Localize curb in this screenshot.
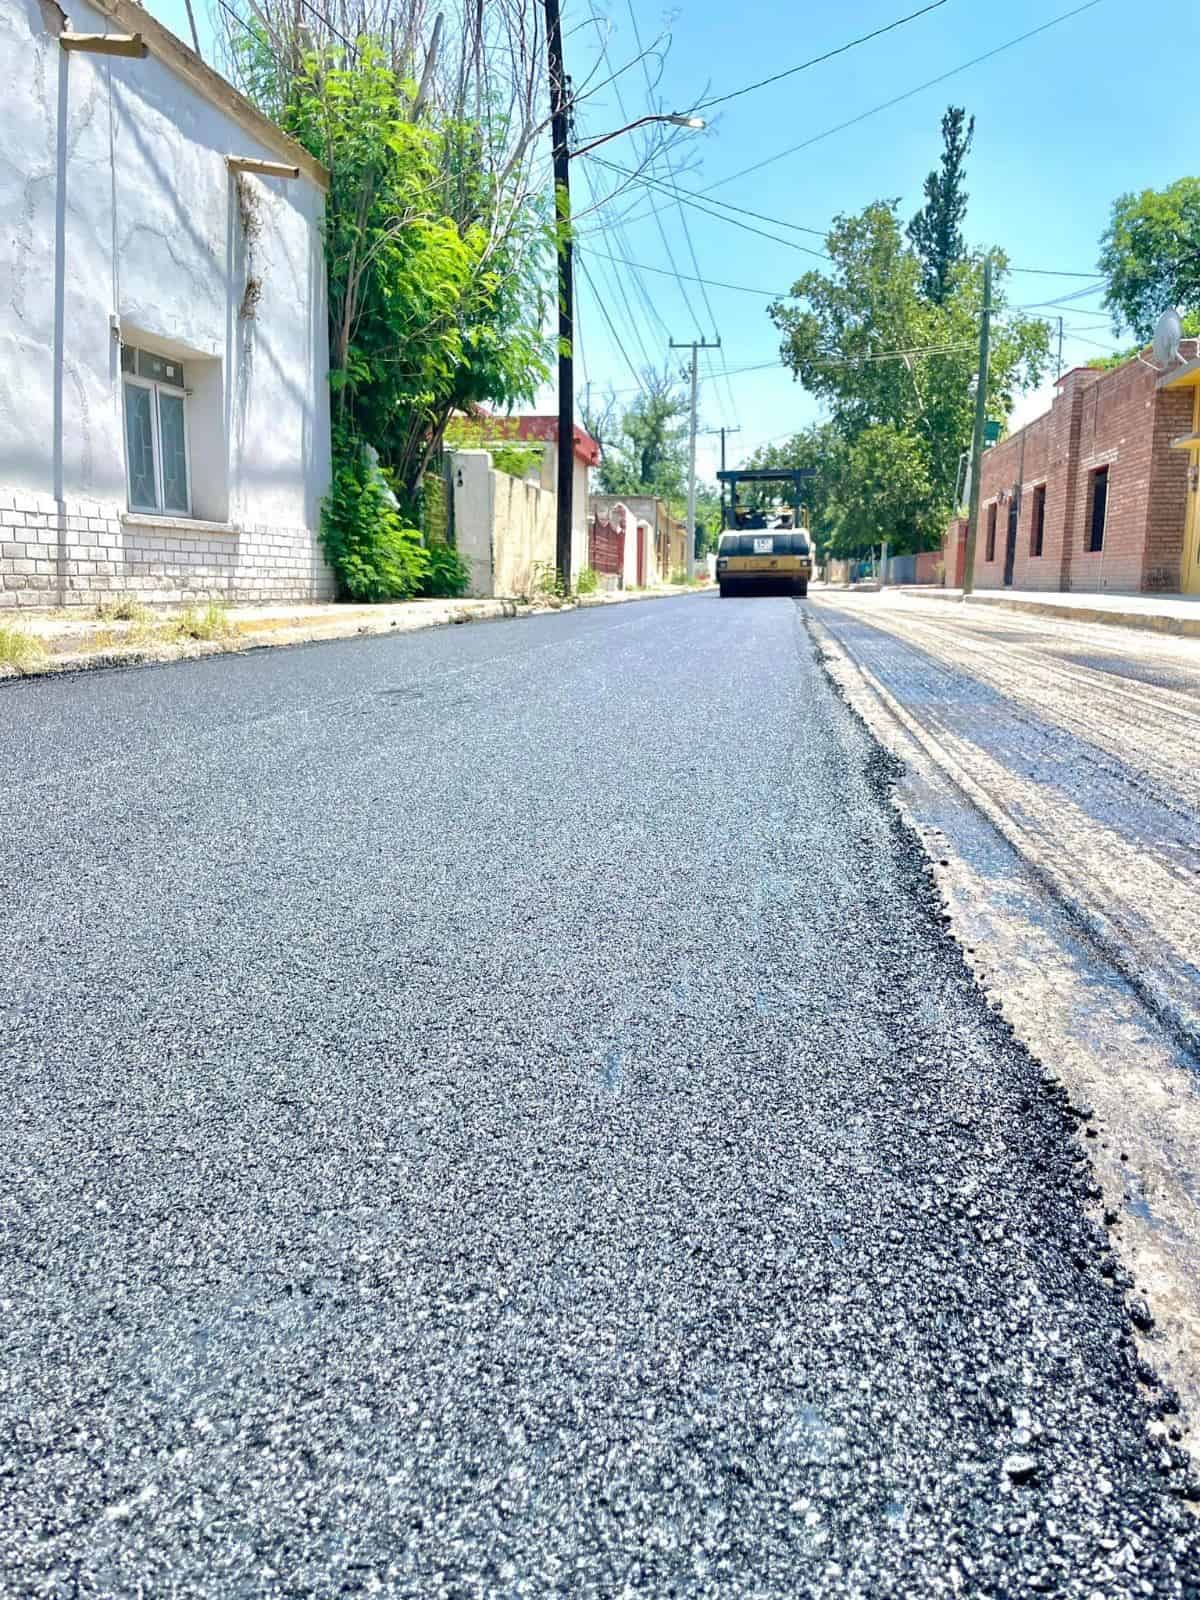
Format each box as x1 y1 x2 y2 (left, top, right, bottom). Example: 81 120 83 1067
809 615 1200 1060
1 585 709 685
895 587 1200 639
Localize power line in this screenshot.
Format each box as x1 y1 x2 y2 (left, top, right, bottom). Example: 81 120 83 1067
697 0 1108 195
576 250 651 395
588 158 828 244
694 0 951 112
585 26 680 356
598 334 994 397
583 155 829 256
576 164 659 372
589 161 1100 281
1011 282 1107 312
585 249 788 298
1009 266 1101 278
623 0 706 339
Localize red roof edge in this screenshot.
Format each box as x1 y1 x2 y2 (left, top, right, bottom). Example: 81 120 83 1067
510 415 601 467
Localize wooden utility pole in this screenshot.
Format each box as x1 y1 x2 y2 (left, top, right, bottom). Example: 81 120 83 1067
544 0 575 594
671 337 721 579
962 255 992 599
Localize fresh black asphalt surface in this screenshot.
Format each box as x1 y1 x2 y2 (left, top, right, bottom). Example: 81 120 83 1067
3 594 1198 1598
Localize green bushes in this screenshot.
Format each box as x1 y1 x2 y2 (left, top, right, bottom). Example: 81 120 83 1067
321 438 472 602
321 440 429 603
489 442 544 480
575 566 600 595
422 540 471 598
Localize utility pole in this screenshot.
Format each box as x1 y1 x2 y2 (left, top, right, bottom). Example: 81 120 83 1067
962 255 993 599
671 337 720 579
702 426 740 530
718 426 739 532
544 0 575 594
1056 315 1064 382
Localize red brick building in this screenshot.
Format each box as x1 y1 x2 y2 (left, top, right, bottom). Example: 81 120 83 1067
945 344 1200 596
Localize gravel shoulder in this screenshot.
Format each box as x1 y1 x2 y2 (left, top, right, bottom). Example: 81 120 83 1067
1 595 1197 1597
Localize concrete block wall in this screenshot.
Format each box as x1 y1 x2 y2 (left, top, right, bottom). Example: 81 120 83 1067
451 450 555 598
1 0 335 611
0 492 335 608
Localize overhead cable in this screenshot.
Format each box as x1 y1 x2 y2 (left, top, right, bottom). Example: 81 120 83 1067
694 0 950 112
697 0 1108 195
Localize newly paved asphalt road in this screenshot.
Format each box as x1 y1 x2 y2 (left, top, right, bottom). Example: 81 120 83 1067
3 595 1197 1598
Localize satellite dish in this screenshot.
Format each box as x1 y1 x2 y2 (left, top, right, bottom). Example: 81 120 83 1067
1152 307 1183 369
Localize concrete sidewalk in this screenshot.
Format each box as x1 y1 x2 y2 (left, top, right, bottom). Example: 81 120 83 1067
899 584 1200 637
0 583 709 679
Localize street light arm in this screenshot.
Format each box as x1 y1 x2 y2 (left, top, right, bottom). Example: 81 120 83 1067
570 113 704 161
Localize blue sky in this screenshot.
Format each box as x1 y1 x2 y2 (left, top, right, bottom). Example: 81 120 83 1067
143 0 1199 478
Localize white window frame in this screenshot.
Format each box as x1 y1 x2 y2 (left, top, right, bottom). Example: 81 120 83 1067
123 369 192 518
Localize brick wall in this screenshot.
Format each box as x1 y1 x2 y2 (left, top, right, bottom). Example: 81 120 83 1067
0 493 335 609
943 518 967 587
1141 382 1192 592
944 349 1196 596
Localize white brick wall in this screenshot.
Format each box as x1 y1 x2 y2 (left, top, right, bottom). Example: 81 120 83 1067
0 495 335 608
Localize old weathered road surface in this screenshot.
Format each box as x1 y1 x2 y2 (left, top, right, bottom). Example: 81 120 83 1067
3 596 1198 1598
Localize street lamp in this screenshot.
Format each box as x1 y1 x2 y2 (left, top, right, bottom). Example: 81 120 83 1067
544 0 705 592
570 113 706 161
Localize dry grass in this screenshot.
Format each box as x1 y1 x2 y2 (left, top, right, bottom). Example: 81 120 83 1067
0 624 48 675
94 597 154 624
171 601 234 641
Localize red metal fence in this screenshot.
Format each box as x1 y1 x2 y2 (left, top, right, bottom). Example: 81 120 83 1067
590 516 625 578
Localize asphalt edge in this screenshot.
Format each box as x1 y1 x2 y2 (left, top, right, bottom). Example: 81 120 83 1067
804 608 1200 1489
806 612 1200 1066
890 587 1200 639
0 584 712 687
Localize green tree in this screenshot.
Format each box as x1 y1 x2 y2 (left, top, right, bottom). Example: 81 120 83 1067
1087 310 1200 370
1099 178 1200 339
908 106 975 305
594 371 689 502
225 15 551 602
824 426 932 557
770 202 1049 553
743 424 845 556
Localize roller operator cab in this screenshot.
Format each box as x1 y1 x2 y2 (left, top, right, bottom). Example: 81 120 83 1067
716 528 812 598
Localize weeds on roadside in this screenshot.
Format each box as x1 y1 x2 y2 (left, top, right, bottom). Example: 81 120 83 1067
171 601 234 641
529 561 565 600
94 597 153 623
0 624 47 674
575 566 599 595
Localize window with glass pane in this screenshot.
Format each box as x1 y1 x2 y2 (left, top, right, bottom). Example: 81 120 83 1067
122 344 190 517
157 392 189 513
124 383 158 511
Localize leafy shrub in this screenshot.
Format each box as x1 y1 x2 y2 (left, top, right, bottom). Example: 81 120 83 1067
420 540 471 598
668 567 689 585
575 565 599 595
321 438 429 603
530 560 564 599
490 442 544 480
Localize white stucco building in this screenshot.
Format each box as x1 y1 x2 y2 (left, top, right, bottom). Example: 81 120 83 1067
0 0 334 608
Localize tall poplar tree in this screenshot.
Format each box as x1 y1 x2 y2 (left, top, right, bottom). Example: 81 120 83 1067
909 106 975 305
